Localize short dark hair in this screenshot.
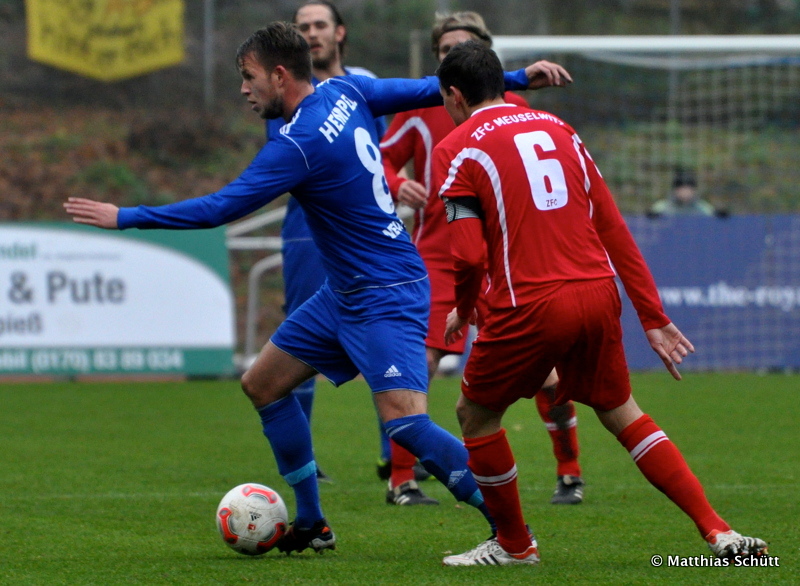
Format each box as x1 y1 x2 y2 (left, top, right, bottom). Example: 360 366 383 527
236 22 312 81
436 41 504 107
672 167 697 188
293 0 347 55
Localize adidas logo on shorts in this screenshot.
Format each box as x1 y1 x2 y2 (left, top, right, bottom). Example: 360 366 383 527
384 365 402 378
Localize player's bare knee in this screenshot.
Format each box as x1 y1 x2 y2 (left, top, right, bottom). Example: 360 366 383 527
542 368 559 391
426 347 443 382
456 393 502 437
426 357 439 381
240 369 260 402
375 389 427 422
455 398 470 430
240 367 276 406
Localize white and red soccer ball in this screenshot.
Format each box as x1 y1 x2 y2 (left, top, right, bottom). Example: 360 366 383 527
216 483 288 555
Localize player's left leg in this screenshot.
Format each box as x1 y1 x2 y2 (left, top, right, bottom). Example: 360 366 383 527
361 292 536 560
346 280 493 526
535 371 584 504
576 278 767 558
597 396 767 557
384 344 443 498
445 285 593 565
374 389 490 521
381 295 457 492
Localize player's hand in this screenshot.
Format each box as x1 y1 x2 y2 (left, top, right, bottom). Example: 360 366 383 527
396 180 427 210
444 307 469 346
645 322 695 381
63 197 120 229
525 60 573 90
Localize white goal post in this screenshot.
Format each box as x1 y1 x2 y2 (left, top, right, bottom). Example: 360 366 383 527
492 35 800 59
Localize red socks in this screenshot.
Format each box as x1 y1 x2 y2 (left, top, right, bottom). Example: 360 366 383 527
535 391 581 478
617 414 730 537
389 439 416 488
464 429 532 554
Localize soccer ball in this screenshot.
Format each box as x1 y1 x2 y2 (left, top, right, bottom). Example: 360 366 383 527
216 483 288 555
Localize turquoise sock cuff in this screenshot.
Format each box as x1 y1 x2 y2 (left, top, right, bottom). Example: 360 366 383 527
284 460 317 486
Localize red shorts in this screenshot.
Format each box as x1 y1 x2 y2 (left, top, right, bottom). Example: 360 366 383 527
462 278 631 412
426 265 468 353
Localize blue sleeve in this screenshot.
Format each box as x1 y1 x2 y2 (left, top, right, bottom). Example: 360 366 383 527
504 68 530 91
336 69 530 119
336 75 443 118
117 138 309 230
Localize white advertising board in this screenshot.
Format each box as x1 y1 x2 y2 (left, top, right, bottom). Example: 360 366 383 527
0 224 234 376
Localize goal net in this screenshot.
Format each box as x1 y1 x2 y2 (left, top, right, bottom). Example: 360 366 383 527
492 35 800 215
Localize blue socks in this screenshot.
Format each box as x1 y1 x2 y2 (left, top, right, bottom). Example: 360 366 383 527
385 413 493 529
256 395 322 528
378 418 391 462
292 378 316 422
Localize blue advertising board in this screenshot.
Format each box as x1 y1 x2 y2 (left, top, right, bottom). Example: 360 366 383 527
621 215 800 371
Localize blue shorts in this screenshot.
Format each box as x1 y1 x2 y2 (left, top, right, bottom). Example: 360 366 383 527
271 278 430 393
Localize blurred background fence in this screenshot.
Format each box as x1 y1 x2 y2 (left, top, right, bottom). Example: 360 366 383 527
1 0 799 361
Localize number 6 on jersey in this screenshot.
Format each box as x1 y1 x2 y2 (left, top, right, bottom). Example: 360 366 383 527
513 130 568 211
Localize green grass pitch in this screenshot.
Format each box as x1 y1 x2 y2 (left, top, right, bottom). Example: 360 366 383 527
1 373 796 585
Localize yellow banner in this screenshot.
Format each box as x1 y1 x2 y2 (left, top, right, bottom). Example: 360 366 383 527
26 0 185 82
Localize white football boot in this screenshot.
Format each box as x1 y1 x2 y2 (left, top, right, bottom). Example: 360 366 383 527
443 536 540 566
706 529 768 559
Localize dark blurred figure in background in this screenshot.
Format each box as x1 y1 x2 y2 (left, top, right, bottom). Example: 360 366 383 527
649 168 716 217
647 167 718 217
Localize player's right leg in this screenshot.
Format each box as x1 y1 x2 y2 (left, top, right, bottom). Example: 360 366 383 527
555 277 766 557
281 231 329 482
441 393 539 566
243 285 360 555
240 341 333 554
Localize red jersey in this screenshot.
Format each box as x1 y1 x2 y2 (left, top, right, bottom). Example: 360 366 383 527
380 93 528 270
432 103 668 331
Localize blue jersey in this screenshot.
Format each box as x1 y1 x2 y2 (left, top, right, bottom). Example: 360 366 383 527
117 71 530 293
273 66 387 245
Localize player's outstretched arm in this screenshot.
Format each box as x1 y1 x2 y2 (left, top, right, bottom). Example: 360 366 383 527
645 322 695 381
64 197 120 229
525 60 573 90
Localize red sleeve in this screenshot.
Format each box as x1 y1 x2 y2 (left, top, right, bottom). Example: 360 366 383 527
450 218 486 319
380 111 416 198
432 142 485 318
582 144 670 331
